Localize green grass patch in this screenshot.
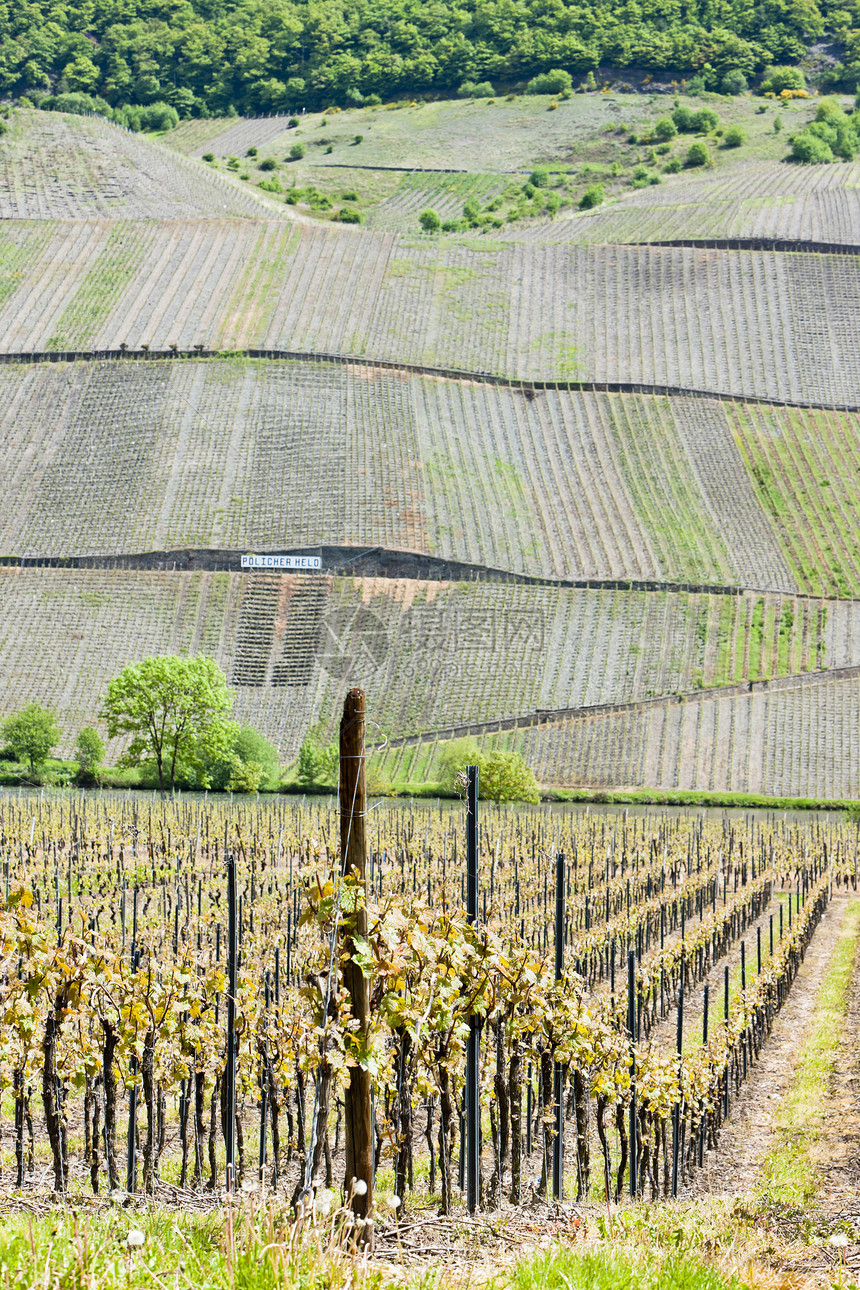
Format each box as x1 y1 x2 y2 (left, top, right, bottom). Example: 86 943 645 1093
759 897 860 1203
511 1243 747 1290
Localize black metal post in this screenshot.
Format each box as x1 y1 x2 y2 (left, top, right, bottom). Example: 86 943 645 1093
225 852 238 1193
465 765 480 1214
671 981 683 1197
553 852 564 1200
628 950 637 1197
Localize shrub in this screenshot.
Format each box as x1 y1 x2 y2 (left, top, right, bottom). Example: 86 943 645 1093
352 133 363 144
202 152 215 162
692 107 719 132
654 117 677 140
246 146 257 157
671 104 695 131
418 207 441 232
686 140 711 166
790 131 835 162
2 702 60 775
288 142 305 160
287 116 299 127
138 102 179 131
258 177 283 192
720 69 748 95
529 165 550 187
526 69 573 96
458 80 495 98
338 207 362 222
258 156 277 170
74 727 104 787
723 124 745 147
579 183 604 209
761 65 806 95
341 189 359 200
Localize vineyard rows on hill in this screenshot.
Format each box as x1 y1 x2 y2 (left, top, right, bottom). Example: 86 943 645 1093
0 224 858 404
462 668 860 796
0 113 282 221
1 566 858 769
0 356 848 593
516 160 860 248
365 173 511 230
0 793 841 1210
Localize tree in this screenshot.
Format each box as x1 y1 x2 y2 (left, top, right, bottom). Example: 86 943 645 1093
437 738 482 793
74 727 104 786
101 655 233 794
723 124 745 147
197 722 281 792
654 117 677 140
2 703 60 775
579 183 605 209
288 142 305 160
478 750 540 804
720 70 747 95
418 208 441 232
686 141 712 167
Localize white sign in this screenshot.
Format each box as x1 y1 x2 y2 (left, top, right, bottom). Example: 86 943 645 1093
241 553 321 570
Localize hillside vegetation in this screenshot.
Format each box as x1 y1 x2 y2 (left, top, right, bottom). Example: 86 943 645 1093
1 99 859 795
0 0 850 115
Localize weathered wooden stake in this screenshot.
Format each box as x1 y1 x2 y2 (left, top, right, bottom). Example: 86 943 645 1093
340 688 374 1243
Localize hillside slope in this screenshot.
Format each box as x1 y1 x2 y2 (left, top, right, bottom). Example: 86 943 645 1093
2 103 860 796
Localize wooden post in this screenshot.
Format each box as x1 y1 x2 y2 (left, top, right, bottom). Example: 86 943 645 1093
340 689 374 1243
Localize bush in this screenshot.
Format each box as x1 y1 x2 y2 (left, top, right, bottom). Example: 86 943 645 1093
418 207 441 232
437 739 481 793
720 70 748 95
686 140 711 167
672 104 695 131
258 177 283 192
287 116 299 128
202 152 215 162
2 703 60 775
654 116 677 140
138 102 179 131
692 107 719 132
526 69 573 96
723 124 745 147
529 165 550 187
246 146 257 157
338 207 362 222
479 750 540 804
352 133 363 144
790 131 835 162
288 142 305 160
258 156 277 170
74 727 104 787
458 80 495 98
761 65 806 95
198 723 281 793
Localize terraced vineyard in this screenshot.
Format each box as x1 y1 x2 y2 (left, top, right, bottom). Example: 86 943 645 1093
1 105 860 797
0 223 857 403
0 112 282 220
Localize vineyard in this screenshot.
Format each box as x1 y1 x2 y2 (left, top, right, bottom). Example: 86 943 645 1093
0 227 857 401
0 112 282 221
0 787 846 1221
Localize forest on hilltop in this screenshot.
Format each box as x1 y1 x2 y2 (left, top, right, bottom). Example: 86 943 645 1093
1 0 857 115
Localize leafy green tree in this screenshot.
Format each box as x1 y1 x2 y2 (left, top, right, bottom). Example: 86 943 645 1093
418 207 441 232
197 722 281 792
437 738 481 793
74 727 105 785
760 65 806 95
720 70 748 94
526 69 572 95
478 750 540 804
686 140 712 167
790 130 834 162
579 183 605 209
101 655 233 794
654 117 677 140
288 142 305 160
723 124 745 147
2 702 60 775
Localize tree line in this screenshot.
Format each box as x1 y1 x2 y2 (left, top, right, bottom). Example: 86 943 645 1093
0 0 854 119
2 655 541 801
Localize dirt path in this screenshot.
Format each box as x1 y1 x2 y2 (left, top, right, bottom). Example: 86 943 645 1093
693 891 852 1196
